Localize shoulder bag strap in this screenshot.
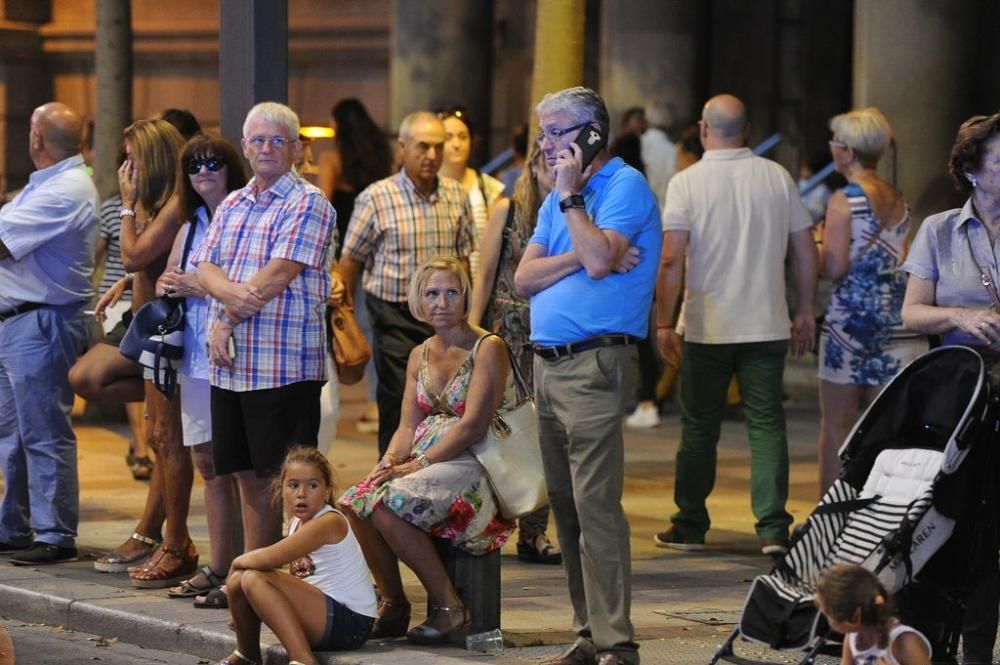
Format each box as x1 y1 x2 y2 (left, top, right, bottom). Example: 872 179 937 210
179 219 198 271
472 332 531 404
965 230 1000 313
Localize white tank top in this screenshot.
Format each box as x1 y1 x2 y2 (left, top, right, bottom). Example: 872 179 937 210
287 504 377 617
848 623 932 665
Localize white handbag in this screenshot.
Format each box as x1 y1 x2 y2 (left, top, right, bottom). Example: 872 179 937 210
469 334 549 520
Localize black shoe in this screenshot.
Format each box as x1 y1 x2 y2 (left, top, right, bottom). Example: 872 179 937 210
9 543 78 566
653 526 705 551
0 541 33 555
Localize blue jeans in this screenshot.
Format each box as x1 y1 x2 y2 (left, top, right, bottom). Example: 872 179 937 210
0 304 88 547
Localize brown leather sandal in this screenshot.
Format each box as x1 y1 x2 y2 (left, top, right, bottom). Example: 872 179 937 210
129 540 198 589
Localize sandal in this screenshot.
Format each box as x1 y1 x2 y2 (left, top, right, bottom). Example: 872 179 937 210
216 649 259 665
130 455 153 481
94 532 161 572
129 541 198 589
194 585 229 609
517 533 563 565
370 599 410 639
406 604 470 645
168 565 224 598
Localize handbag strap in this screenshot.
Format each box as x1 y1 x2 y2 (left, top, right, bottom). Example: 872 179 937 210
472 332 531 403
965 230 1000 313
179 217 199 272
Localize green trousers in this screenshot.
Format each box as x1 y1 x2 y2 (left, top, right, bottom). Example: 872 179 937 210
671 340 793 539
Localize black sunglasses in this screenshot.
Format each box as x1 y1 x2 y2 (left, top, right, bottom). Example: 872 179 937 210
184 157 225 175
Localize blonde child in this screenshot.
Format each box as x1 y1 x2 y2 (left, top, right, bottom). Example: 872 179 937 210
218 448 377 665
814 564 932 665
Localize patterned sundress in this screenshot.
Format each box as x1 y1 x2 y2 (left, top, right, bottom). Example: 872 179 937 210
338 339 515 555
819 182 927 385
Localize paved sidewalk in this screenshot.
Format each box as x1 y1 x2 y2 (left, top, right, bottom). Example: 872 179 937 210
0 384 834 664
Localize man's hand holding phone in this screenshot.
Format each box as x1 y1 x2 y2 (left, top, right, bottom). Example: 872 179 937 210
553 124 606 198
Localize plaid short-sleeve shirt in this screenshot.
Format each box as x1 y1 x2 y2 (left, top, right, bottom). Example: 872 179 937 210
190 170 335 392
341 170 474 302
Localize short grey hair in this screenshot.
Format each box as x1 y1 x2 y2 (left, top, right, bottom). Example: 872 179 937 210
398 111 442 142
406 255 471 323
829 107 892 168
243 102 300 139
535 86 610 136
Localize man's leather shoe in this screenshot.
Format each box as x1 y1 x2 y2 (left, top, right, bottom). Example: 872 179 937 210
0 541 32 555
541 644 596 665
8 543 77 566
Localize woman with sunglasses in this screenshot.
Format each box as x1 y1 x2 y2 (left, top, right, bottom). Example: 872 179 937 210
158 134 248 608
816 107 926 494
436 107 506 285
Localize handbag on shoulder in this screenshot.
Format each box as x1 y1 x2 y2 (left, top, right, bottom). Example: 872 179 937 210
469 333 548 520
328 273 371 385
119 223 197 399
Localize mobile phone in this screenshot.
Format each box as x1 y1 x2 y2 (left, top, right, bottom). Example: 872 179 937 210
573 124 607 168
227 336 237 360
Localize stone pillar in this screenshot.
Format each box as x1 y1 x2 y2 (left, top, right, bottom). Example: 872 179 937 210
529 0 585 118
599 0 708 133
94 0 132 200
219 0 288 151
390 0 493 153
853 0 978 222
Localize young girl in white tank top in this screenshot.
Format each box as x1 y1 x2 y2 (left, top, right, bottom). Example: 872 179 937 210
815 564 932 665
217 447 377 665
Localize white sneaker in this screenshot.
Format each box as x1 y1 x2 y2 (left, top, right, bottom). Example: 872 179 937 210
625 403 660 429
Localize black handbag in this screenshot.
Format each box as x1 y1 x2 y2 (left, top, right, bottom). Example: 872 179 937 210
119 223 197 399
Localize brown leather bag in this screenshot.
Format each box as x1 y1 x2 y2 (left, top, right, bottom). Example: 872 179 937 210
328 275 371 385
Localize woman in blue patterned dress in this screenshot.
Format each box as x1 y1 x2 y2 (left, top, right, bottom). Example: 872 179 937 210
817 108 927 493
339 256 514 645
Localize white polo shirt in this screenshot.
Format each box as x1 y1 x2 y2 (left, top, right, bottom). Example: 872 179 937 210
663 147 811 344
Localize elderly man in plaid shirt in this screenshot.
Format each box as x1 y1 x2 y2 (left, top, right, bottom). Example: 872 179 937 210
192 102 336 551
336 110 475 457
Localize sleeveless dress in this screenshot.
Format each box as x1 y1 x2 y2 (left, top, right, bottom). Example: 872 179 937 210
338 339 515 555
819 182 927 385
485 202 535 388
847 623 931 665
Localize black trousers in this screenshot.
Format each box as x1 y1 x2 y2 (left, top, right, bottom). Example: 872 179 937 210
366 295 433 457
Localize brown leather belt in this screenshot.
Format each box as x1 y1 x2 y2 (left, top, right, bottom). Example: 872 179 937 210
531 334 639 360
0 302 46 322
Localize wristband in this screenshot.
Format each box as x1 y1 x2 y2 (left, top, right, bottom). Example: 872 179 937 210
217 312 241 327
119 208 136 219
558 194 586 213
416 453 432 468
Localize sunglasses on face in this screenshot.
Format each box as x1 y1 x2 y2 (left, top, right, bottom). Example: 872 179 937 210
185 157 225 175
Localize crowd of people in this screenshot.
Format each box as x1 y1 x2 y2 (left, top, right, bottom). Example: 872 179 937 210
1 85 1000 665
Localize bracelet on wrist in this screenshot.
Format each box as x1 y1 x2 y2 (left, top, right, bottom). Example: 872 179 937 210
119 207 136 219
124 272 134 283
416 453 432 468
656 323 674 330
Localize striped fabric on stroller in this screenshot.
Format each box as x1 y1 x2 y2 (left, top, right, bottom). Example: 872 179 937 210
709 346 996 665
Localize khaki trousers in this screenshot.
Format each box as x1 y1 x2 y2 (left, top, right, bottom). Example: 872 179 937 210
534 345 639 664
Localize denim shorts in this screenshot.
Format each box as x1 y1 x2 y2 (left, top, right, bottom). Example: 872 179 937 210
314 595 375 651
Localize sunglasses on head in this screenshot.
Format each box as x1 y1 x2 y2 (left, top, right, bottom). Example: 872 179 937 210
184 157 225 175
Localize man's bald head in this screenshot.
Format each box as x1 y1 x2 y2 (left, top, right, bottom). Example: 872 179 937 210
31 102 85 163
701 94 748 147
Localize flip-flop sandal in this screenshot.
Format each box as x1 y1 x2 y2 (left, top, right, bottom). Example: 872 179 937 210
94 532 161 573
167 565 224 598
194 585 229 609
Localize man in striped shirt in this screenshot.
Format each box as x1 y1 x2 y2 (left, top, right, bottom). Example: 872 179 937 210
192 102 335 551
337 111 474 456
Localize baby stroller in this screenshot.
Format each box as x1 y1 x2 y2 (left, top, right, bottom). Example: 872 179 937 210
708 345 1000 665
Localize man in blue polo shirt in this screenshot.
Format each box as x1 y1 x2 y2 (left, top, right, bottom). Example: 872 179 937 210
515 87 661 665
0 102 98 565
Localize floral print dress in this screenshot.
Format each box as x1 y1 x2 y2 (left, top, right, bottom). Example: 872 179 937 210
339 339 514 555
819 182 927 385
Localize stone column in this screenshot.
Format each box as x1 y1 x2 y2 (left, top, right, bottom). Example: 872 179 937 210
853 0 978 222
528 0 585 118
94 0 132 200
219 0 288 151
599 0 708 133
390 0 492 151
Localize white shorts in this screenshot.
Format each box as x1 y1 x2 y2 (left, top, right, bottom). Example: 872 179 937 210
180 374 212 447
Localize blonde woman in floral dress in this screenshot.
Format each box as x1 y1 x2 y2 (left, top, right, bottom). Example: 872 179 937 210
340 256 513 646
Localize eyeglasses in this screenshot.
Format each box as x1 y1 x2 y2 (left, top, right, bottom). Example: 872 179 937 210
184 157 225 175
536 122 590 145
246 135 292 149
828 139 848 149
